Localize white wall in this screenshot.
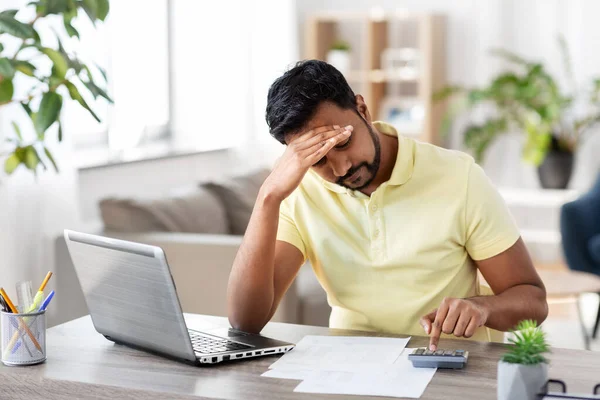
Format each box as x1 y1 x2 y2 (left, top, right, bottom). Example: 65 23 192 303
295 0 600 190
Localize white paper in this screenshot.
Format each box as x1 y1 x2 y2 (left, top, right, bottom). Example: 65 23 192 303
269 335 410 371
293 348 437 398
261 368 315 380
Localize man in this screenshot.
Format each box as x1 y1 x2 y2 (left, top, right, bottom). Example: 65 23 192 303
227 60 548 350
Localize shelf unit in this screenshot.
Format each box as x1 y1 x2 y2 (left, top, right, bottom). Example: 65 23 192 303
305 11 447 145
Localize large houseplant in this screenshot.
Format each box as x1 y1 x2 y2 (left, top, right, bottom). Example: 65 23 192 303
498 320 550 400
436 37 600 189
0 0 111 176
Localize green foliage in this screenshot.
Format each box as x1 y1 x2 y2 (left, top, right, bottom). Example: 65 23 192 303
501 320 550 365
435 36 600 165
0 0 111 176
330 40 351 52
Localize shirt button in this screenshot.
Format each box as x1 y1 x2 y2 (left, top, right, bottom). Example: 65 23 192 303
371 205 378 212
373 230 380 238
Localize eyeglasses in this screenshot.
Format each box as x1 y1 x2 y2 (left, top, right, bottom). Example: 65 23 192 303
538 379 600 399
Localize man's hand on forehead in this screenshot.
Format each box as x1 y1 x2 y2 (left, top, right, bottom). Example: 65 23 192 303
290 125 354 145
263 125 352 203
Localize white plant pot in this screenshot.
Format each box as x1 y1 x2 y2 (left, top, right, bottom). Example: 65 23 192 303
326 50 350 75
497 361 548 400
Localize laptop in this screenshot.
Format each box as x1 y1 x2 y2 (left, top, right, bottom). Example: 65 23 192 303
64 229 295 365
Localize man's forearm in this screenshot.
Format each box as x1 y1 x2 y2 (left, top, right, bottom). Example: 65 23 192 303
469 284 548 332
227 189 281 333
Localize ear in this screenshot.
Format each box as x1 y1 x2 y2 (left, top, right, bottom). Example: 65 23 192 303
355 94 372 123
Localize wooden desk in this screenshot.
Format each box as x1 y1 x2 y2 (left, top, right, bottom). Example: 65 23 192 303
1 315 599 400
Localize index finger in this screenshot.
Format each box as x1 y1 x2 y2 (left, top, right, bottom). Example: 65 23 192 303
429 301 449 351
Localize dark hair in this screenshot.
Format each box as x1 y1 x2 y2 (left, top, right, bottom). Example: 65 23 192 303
266 60 357 144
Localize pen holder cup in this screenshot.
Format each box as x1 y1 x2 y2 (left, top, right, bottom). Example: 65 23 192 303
1 310 46 366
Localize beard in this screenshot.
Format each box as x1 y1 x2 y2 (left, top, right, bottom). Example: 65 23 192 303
336 117 381 190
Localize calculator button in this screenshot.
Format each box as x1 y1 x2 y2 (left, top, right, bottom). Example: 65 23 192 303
424 350 434 356
443 350 455 356
414 348 425 355
433 350 445 356
455 350 465 356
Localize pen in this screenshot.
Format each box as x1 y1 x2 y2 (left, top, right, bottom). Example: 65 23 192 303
38 290 55 312
0 288 43 355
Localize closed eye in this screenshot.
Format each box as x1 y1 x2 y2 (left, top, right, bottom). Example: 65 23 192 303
312 134 352 167
334 135 352 149
312 157 326 167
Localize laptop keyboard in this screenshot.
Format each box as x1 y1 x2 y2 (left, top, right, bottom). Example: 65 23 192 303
189 330 252 354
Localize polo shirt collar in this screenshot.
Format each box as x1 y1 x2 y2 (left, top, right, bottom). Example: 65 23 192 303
315 121 415 194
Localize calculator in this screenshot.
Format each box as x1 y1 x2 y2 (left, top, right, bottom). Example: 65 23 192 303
408 348 469 369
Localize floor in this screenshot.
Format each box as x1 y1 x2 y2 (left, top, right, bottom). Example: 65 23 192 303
542 293 600 351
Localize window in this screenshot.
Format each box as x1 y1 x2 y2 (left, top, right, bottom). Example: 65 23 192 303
66 0 170 150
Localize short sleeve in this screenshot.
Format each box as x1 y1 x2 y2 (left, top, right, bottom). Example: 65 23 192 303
464 163 521 261
277 197 307 260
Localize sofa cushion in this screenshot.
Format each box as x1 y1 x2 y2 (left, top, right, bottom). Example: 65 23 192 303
99 186 229 234
203 168 270 235
589 234 600 264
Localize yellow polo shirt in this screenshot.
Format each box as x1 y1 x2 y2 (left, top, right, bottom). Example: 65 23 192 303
276 122 520 342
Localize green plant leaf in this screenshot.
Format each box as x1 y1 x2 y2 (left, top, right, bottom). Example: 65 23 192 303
467 89 489 105
0 57 15 79
40 47 69 79
35 91 63 136
34 2 47 16
62 7 79 38
96 0 109 21
0 43 4 52
463 118 507 162
44 147 59 172
64 20 79 38
23 145 40 171
81 0 98 22
65 80 101 122
501 320 550 365
490 48 530 66
557 34 576 94
522 117 552 166
4 152 21 174
0 79 14 103
0 10 19 18
11 60 35 77
83 78 112 102
21 102 32 116
11 121 23 142
433 85 464 102
94 62 107 82
0 13 36 39
44 0 69 14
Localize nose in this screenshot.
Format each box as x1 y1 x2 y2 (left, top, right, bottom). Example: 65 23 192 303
328 156 351 178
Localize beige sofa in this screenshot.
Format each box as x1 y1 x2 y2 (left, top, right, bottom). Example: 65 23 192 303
53 169 330 328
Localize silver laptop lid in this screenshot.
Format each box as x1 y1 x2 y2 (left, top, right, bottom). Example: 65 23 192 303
64 230 196 362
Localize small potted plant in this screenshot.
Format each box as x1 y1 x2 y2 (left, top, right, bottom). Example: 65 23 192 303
498 320 550 400
327 40 351 75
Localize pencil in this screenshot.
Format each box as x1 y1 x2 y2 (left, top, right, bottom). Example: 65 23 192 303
0 288 43 354
38 271 53 292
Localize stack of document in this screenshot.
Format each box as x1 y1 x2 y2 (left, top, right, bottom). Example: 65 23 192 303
262 335 437 398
